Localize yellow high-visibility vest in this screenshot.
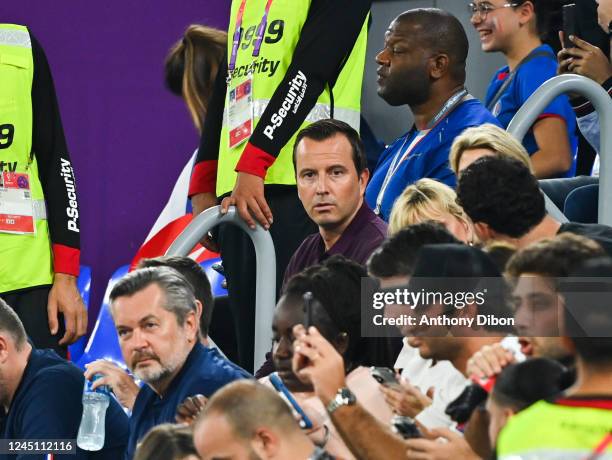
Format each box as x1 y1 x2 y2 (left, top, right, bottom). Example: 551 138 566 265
0 24 53 293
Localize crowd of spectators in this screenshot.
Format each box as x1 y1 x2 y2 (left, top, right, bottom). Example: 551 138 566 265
2 0 612 459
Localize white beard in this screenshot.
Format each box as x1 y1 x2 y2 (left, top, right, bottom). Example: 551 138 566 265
133 343 189 385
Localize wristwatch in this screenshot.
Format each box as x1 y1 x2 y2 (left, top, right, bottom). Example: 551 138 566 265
326 387 356 414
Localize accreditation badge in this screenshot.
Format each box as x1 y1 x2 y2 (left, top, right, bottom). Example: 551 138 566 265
228 77 253 149
0 171 35 235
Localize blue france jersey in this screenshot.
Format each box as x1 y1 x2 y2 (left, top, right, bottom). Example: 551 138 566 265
485 44 578 176
365 98 500 222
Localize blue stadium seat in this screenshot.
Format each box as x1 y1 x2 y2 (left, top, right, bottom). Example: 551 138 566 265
76 264 129 371
199 257 227 298
68 265 91 363
564 183 599 224
539 176 599 212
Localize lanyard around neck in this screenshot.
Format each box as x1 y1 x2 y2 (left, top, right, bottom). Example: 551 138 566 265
229 0 275 73
374 88 468 216
486 49 553 111
584 432 612 460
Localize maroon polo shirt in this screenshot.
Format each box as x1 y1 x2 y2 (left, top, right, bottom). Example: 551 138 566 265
283 201 388 287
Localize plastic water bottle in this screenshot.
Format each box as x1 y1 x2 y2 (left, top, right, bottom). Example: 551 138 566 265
77 374 110 451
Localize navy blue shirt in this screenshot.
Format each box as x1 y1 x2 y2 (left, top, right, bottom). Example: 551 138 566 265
125 343 250 459
365 98 500 221
283 201 387 286
0 348 129 460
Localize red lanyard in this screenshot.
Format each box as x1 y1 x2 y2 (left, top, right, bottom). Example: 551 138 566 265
584 433 612 460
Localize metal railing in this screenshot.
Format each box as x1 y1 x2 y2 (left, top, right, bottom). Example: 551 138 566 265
165 206 276 370
508 74 612 225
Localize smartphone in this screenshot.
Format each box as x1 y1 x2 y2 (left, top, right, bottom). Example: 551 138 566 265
269 372 314 429
370 366 401 389
303 291 313 330
391 415 422 439
562 3 579 48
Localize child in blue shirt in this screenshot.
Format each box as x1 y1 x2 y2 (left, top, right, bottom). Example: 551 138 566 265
470 0 578 178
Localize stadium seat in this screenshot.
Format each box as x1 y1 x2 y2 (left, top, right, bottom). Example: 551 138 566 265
564 183 599 224
539 176 599 212
199 257 228 298
68 265 91 363
76 264 129 371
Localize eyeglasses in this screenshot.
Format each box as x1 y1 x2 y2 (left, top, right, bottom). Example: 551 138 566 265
468 2 519 20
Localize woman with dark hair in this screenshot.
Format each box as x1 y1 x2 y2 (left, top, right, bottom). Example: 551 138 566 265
263 255 393 459
487 358 570 448
134 423 199 460
470 0 578 178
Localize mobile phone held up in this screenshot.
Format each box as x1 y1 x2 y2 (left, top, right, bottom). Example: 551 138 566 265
562 3 579 48
303 291 313 331
370 366 401 389
391 415 422 439
270 372 314 429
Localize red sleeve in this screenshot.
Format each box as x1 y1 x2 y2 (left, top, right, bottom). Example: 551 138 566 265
189 160 218 196
235 143 276 178
52 244 80 276
536 113 566 123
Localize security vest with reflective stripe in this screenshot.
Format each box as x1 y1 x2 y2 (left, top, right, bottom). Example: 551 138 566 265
0 24 53 293
497 400 612 460
217 0 368 197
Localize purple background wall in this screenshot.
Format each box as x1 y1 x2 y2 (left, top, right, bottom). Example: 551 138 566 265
2 1 230 326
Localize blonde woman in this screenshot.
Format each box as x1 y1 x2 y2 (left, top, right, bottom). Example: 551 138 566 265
388 178 476 245
449 123 532 175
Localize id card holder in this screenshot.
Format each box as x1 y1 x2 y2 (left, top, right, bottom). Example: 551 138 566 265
227 77 253 149
0 171 36 235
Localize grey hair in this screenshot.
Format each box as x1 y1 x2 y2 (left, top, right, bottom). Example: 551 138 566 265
0 298 27 350
109 266 197 325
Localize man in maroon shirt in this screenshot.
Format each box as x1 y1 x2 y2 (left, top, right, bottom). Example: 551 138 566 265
188 1 371 371
284 119 387 286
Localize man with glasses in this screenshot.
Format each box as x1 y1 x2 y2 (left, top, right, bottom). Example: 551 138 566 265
469 0 578 178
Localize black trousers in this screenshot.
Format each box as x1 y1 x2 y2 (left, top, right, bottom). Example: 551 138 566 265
217 186 317 372
1 286 67 358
